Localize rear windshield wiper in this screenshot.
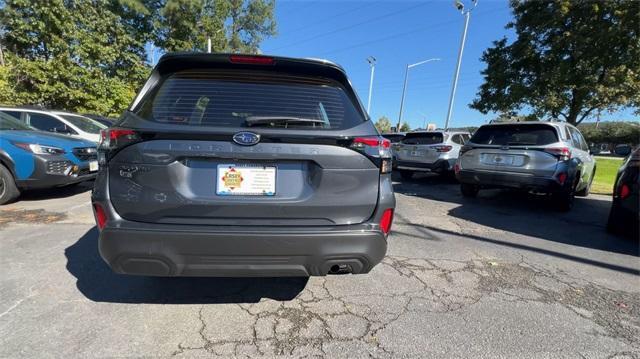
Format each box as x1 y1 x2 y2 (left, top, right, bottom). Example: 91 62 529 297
245 116 328 128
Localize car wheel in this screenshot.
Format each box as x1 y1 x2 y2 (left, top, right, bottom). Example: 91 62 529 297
553 179 577 212
0 163 20 205
399 170 413 180
576 168 595 197
460 183 479 198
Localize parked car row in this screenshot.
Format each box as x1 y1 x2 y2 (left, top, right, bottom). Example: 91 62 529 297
0 108 108 204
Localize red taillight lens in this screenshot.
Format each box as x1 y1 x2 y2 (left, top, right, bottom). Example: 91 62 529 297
454 162 461 175
434 145 453 153
351 136 393 173
557 172 568 185
99 128 140 149
229 55 275 65
545 147 571 161
620 184 630 199
93 203 108 230
379 208 394 235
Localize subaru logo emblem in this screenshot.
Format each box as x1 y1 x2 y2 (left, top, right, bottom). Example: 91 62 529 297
233 132 260 146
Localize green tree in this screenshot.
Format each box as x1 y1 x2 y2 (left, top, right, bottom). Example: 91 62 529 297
471 0 640 125
156 0 276 53
374 116 392 133
0 0 153 115
399 122 411 132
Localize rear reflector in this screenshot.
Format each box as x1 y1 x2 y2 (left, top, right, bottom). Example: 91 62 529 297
380 208 394 235
93 203 108 230
557 172 568 185
620 184 630 199
229 55 275 65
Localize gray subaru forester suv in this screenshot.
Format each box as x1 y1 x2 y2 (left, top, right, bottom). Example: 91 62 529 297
91 53 395 277
455 121 596 211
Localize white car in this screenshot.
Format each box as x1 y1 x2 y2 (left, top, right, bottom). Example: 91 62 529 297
0 107 107 143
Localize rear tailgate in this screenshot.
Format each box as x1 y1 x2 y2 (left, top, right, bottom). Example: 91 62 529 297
107 54 381 226
397 132 444 164
464 124 561 177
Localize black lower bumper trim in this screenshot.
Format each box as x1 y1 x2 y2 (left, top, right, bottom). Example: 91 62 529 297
99 225 387 277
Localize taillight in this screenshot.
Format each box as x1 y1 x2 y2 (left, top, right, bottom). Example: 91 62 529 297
350 136 392 174
99 128 140 150
545 147 571 161
229 55 275 65
433 145 453 153
93 203 108 231
619 184 631 199
379 208 394 235
557 172 568 185
454 162 461 175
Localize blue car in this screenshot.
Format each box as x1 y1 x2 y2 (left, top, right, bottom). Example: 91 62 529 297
0 113 98 204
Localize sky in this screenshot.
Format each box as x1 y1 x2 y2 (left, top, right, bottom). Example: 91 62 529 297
258 0 636 129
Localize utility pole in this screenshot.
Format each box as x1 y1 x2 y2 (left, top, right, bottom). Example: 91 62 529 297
366 56 376 114
444 0 478 130
396 58 441 132
0 40 4 66
207 37 212 53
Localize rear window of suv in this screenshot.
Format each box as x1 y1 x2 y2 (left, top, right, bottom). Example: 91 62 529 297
402 132 443 145
470 124 558 146
135 70 365 130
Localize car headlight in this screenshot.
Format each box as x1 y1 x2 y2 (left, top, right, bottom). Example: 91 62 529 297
13 142 66 155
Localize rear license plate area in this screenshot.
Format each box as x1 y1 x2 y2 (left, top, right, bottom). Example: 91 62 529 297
216 164 276 196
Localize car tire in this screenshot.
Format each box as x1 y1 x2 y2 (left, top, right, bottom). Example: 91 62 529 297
576 168 595 197
399 170 413 180
553 178 577 212
460 183 479 198
0 163 20 205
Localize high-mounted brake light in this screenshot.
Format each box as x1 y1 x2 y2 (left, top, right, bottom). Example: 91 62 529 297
545 147 571 161
229 55 275 65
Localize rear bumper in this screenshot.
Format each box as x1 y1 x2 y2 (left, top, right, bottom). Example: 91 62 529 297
98 222 387 277
456 169 563 192
396 159 453 173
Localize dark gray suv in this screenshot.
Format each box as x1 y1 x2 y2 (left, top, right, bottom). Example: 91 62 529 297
91 53 395 277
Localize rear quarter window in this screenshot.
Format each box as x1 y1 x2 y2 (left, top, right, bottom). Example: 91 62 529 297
470 124 558 146
135 70 365 130
402 132 444 145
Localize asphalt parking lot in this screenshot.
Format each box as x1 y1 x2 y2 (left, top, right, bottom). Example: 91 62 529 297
1 174 638 358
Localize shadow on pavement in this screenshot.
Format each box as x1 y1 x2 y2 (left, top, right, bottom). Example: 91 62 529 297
393 173 639 258
395 213 639 275
19 180 94 201
65 227 308 304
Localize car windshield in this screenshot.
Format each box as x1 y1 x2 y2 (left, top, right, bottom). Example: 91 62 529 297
471 124 559 146
402 132 444 145
59 114 106 134
0 112 33 131
135 70 366 130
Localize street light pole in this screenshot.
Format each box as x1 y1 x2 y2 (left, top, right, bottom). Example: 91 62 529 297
396 58 440 132
445 0 478 130
366 56 376 114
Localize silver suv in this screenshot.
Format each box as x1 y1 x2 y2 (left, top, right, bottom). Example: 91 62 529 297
394 131 471 179
455 122 596 211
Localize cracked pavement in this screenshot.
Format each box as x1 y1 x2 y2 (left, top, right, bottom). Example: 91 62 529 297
1 176 638 358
